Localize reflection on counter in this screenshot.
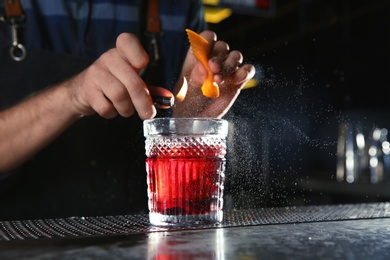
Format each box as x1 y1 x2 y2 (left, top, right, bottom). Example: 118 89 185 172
147 229 225 259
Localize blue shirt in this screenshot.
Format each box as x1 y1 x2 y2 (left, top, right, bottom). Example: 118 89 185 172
0 0 207 90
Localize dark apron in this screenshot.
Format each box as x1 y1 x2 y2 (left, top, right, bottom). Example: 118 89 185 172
0 47 149 221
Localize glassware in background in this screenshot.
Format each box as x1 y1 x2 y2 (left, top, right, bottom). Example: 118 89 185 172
337 122 390 184
143 118 228 226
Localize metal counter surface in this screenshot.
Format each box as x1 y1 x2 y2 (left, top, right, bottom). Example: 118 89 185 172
1 203 390 259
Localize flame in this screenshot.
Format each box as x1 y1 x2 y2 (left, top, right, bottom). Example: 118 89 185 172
175 77 188 102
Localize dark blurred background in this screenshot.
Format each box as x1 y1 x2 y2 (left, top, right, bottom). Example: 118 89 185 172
2 0 389 220
204 0 390 209
208 0 390 110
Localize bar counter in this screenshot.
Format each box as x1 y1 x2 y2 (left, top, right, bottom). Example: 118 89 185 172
1 202 390 259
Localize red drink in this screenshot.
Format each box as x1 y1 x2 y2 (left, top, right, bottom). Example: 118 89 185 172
146 144 226 226
147 155 225 215
143 118 228 226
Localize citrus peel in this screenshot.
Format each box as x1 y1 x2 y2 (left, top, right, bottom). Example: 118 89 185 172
186 29 219 98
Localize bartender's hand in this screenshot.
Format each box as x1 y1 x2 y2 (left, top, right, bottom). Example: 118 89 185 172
172 30 255 118
66 33 160 120
0 33 164 173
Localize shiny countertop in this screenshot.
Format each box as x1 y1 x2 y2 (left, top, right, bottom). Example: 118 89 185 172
1 203 390 259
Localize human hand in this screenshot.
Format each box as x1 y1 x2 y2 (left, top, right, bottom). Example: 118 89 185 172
65 33 168 120
172 30 255 118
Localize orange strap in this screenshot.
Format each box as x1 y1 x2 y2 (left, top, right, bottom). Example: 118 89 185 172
4 0 23 18
146 0 160 33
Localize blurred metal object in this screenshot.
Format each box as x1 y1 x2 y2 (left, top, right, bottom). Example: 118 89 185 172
337 122 389 184
1 0 26 61
9 19 26 61
367 128 388 183
151 95 174 107
336 122 347 182
337 122 364 183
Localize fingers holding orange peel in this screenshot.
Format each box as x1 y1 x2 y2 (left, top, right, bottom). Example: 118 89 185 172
185 29 219 98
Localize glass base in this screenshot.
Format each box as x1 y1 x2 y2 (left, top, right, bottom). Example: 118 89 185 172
149 211 223 227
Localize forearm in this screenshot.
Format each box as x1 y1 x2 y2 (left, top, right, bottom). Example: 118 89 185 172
0 33 161 174
0 83 82 173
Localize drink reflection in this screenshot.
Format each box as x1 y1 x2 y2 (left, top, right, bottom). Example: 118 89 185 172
147 229 225 259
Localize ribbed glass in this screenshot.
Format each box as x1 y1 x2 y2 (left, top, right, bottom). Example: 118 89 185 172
144 118 228 226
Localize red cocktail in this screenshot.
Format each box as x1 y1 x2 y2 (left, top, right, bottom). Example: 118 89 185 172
147 150 225 213
143 118 228 226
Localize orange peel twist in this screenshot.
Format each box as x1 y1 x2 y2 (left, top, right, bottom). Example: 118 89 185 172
185 29 219 98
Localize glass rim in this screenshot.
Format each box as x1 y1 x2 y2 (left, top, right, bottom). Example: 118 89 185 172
143 117 228 136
